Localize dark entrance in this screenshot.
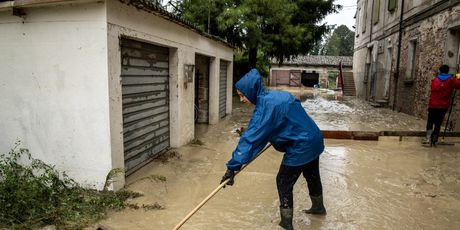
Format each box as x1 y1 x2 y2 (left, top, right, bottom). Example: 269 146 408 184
194 54 210 124
301 71 319 87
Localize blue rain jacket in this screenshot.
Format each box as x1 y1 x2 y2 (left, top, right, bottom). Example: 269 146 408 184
226 69 324 171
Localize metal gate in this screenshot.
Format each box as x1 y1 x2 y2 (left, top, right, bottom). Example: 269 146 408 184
219 60 227 118
289 70 301 87
120 38 170 174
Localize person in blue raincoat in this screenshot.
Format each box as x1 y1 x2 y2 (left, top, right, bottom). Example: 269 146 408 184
220 69 326 230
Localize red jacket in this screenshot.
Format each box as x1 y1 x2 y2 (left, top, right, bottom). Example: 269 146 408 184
428 74 460 109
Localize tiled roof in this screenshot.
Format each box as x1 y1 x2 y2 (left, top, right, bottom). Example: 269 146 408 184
272 55 353 67
0 0 233 48
120 0 233 48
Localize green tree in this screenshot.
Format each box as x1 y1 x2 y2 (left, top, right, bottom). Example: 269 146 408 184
217 0 303 68
180 0 243 47
218 0 339 67
271 0 339 63
179 0 339 68
322 25 354 56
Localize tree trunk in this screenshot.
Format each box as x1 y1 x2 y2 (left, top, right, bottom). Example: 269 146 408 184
248 47 257 69
278 53 284 66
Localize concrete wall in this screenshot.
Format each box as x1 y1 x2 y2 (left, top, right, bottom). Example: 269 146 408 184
0 2 112 189
353 47 368 98
0 0 233 190
106 0 233 180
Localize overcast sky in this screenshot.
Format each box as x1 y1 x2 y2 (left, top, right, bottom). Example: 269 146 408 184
321 0 357 31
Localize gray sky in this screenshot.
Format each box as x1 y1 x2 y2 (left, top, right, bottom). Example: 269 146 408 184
322 0 357 31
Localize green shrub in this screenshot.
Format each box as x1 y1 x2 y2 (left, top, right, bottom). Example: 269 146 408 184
0 143 141 229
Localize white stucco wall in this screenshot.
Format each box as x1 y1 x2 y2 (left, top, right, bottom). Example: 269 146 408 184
0 0 233 189
106 0 234 156
353 47 368 99
0 2 112 189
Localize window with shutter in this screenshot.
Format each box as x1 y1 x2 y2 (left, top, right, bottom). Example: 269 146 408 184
372 0 380 25
388 0 396 12
405 39 417 81
362 0 368 33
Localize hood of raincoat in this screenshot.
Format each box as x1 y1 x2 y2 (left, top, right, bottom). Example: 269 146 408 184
235 69 267 105
437 73 452 81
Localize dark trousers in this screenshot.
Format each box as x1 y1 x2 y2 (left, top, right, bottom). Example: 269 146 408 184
276 157 323 209
426 108 448 139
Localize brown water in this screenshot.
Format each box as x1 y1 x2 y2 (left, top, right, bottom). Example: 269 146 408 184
95 95 460 230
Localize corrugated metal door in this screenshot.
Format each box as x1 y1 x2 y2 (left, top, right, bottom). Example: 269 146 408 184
120 39 169 174
219 60 227 118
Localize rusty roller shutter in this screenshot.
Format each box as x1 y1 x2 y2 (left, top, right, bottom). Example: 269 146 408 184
120 39 170 174
219 60 228 118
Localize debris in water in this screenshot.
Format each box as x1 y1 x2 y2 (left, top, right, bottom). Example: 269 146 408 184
190 138 205 145
302 97 354 114
154 149 182 163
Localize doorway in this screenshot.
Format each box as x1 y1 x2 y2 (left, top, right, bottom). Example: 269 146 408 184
195 54 210 124
446 27 460 131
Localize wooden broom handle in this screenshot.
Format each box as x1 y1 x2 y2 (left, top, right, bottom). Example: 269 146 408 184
172 143 272 230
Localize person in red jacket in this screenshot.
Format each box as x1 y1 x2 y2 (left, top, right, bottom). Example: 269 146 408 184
423 65 460 145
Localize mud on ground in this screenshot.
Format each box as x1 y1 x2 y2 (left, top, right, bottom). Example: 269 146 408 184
95 93 460 230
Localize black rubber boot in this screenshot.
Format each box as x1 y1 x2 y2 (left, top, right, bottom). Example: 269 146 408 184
431 134 438 147
279 208 294 230
302 195 326 215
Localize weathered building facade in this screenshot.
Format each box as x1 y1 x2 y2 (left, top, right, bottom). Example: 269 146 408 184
270 55 353 88
353 0 460 130
0 0 233 189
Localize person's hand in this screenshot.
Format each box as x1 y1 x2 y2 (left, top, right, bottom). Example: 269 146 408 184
456 73 460 79
220 169 235 187
236 127 245 136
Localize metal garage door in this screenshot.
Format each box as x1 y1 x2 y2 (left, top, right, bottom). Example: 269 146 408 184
120 39 170 174
219 60 227 118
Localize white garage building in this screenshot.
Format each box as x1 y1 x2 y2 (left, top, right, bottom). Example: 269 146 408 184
0 0 233 190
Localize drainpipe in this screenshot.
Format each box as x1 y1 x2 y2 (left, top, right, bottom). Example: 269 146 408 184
367 0 375 101
392 0 405 111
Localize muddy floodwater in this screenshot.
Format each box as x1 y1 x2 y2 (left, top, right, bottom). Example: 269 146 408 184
96 93 460 230
274 86 427 131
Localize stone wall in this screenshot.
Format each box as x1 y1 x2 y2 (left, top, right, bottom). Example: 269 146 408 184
396 6 460 121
